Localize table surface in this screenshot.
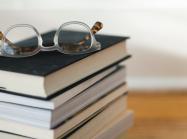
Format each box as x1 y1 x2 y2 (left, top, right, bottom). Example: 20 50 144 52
119 90 187 139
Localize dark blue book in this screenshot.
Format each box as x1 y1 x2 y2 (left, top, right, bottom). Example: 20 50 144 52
0 31 130 98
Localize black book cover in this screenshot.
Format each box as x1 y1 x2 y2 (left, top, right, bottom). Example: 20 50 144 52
0 31 129 76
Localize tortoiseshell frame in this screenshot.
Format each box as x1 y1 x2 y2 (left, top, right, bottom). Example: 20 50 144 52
0 21 103 58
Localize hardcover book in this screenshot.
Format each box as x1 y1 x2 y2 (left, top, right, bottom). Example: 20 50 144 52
0 66 126 128
0 84 128 139
0 31 130 98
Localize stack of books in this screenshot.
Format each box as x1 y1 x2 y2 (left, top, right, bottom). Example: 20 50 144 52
0 31 133 139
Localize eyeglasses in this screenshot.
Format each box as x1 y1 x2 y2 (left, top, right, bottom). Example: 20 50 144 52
0 21 103 58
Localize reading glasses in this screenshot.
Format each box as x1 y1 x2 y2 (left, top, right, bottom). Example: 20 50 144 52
0 21 103 58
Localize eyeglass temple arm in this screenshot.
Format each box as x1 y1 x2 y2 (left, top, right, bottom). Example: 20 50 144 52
0 31 15 45
0 31 3 41
78 21 103 45
0 31 34 53
90 21 103 35
0 31 19 49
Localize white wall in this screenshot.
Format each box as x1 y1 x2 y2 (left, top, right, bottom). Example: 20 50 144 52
0 0 187 90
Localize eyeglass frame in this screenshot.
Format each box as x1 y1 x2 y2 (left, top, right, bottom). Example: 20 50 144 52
0 21 102 58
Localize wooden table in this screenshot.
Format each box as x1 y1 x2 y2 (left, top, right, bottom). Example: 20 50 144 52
119 90 187 139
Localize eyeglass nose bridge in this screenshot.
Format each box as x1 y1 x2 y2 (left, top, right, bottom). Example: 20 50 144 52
40 45 57 52
39 34 58 52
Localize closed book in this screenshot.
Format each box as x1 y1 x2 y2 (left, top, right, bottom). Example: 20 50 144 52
67 110 133 139
0 66 126 128
0 31 129 98
0 66 117 110
65 95 128 139
93 111 133 139
0 84 128 139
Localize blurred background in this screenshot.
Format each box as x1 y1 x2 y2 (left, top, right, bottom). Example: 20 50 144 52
0 0 187 90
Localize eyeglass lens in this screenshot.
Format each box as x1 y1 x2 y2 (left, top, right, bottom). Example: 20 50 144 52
58 23 92 54
3 27 38 56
